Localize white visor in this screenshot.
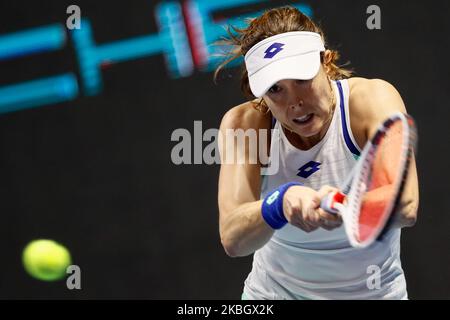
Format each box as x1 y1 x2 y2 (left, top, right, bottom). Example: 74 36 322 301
244 31 325 97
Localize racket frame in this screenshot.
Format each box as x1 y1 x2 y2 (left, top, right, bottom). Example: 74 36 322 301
321 112 417 248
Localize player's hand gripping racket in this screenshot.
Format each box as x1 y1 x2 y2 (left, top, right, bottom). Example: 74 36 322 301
320 112 417 248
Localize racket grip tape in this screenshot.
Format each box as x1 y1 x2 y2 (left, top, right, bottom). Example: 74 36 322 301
320 191 346 215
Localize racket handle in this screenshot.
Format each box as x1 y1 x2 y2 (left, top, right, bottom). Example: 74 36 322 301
321 191 346 215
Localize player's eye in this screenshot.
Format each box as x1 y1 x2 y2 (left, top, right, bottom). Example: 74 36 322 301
268 84 281 94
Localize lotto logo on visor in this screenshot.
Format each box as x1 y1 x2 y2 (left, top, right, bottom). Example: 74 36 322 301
264 43 285 59
244 31 325 97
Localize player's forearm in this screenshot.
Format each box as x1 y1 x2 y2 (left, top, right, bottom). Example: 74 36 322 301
390 198 418 229
220 200 274 257
391 172 419 229
391 154 419 229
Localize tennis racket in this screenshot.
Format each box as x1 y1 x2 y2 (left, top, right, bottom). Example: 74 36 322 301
320 111 417 248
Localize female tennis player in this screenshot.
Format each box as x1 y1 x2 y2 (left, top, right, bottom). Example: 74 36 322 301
217 6 419 299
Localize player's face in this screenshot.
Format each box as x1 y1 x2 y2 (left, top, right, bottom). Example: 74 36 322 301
263 66 335 146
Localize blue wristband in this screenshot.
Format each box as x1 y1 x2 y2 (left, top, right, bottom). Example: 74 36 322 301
261 182 303 229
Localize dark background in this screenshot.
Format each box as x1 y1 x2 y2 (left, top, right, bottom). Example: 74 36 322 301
0 0 449 299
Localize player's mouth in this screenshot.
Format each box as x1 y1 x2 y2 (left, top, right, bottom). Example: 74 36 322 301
293 113 314 126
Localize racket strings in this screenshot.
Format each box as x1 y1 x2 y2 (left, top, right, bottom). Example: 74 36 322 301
360 120 406 241
347 114 415 246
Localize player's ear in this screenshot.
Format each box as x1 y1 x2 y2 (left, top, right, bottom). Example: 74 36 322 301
322 50 333 74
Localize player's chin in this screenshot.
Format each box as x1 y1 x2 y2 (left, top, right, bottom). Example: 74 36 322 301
291 116 323 136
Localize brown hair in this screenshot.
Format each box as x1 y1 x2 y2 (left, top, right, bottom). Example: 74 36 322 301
214 6 353 107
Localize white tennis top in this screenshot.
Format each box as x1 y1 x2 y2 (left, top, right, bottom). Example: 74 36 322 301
243 79 407 300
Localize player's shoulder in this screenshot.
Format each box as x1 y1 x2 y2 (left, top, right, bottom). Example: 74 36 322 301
348 77 399 104
220 100 272 131
347 77 407 141
348 77 404 108
348 77 405 118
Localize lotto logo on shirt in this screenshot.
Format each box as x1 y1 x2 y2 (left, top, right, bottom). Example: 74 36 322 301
297 161 321 178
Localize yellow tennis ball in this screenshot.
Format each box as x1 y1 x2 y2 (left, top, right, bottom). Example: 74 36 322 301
22 239 72 281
